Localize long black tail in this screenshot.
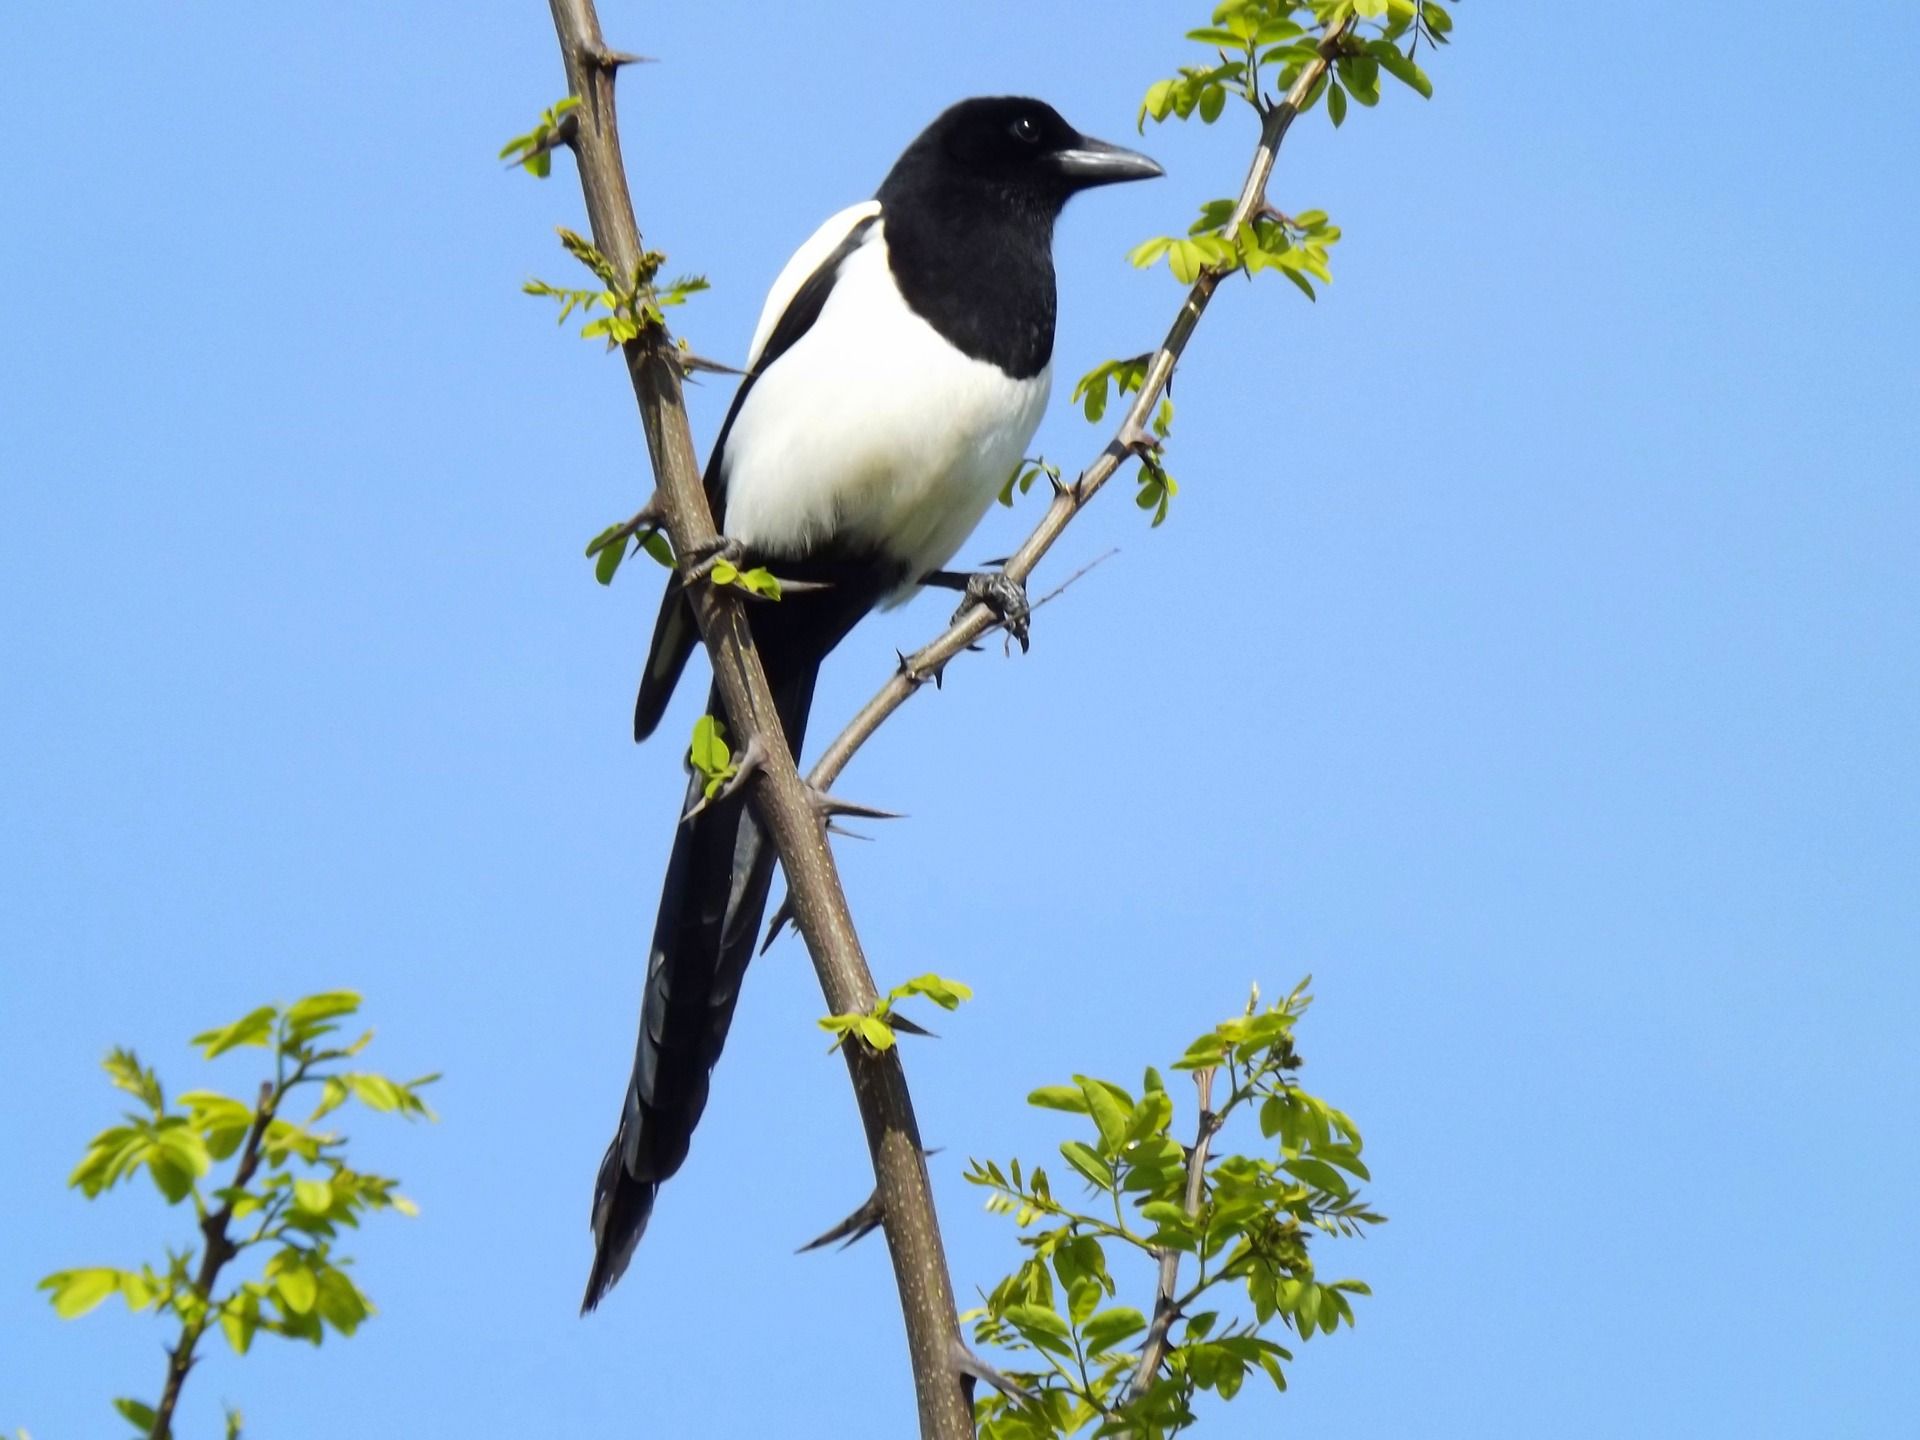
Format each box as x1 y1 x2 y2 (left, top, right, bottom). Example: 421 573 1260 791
582 664 817 1312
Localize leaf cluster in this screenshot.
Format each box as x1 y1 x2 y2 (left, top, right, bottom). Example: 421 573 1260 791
819 973 974 1055
585 515 676 586
999 457 1063 511
40 993 435 1436
524 227 709 349
963 983 1383 1438
497 95 580 178
1140 0 1450 136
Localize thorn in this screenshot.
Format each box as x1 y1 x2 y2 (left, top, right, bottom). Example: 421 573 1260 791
807 786 905 824
714 733 768 803
672 350 748 378
766 576 834 595
680 733 767 824
759 895 795 955
952 1337 1037 1407
584 44 655 71
797 1186 883 1253
888 1012 937 1039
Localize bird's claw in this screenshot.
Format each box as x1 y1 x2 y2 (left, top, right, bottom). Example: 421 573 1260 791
959 572 1031 653
682 536 750 584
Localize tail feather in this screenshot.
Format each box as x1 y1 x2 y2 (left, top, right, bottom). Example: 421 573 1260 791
583 668 817 1311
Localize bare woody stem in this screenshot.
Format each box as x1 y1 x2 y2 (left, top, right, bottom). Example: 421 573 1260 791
149 1081 276 1440
1129 1069 1221 1401
807 20 1354 797
541 4 972 1436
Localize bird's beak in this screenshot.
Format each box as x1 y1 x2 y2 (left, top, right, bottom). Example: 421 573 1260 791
1052 135 1165 187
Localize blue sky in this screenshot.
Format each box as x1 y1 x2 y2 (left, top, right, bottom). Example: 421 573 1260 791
3 3 1915 1436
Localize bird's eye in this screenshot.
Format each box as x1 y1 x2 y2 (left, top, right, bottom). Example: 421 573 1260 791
1010 116 1040 143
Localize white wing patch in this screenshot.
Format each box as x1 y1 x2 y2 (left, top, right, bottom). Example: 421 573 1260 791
745 200 884 371
723 220 1052 601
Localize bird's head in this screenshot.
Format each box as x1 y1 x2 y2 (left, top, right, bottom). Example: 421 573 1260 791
882 96 1164 216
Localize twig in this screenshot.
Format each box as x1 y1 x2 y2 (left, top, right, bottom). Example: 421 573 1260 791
541 5 972 1437
1128 1068 1220 1401
806 18 1354 799
1030 547 1119 612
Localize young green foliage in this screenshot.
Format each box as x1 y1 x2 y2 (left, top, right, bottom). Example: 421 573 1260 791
819 973 974 1055
687 714 738 800
498 95 581 177
40 993 435 1440
707 559 784 601
524 227 709 350
963 983 1383 1438
1078 0 1456 533
585 517 676 586
999 457 1064 510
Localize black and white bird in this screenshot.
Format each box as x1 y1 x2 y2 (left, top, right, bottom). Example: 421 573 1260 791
583 96 1162 1310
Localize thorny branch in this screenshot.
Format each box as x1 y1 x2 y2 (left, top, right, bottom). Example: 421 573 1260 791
806 20 1355 798
541 3 973 1437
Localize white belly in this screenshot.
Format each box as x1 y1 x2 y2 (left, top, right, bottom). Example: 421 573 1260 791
719 227 1051 601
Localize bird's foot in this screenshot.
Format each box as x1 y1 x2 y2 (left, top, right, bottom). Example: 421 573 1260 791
681 536 750 585
924 569 1031 653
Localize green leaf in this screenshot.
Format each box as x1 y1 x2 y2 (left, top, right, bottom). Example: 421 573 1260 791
1026 1084 1087 1113
1327 80 1348 127
286 991 361 1030
688 714 734 794
275 1265 318 1315
1058 1139 1114 1191
1081 1306 1148 1352
113 1398 157 1432
1002 1301 1072 1351
737 566 783 601
855 1015 896 1052
41 1268 121 1319
292 1178 334 1215
1076 1076 1132 1155
892 974 973 1010
595 534 628 585
191 1005 277 1059
1370 41 1434 98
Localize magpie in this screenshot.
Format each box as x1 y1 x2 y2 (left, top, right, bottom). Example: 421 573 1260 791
583 96 1162 1311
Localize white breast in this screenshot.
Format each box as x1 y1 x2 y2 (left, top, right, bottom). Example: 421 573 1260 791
720 219 1051 601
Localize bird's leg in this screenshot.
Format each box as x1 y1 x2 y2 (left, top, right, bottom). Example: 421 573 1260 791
922 569 1032 653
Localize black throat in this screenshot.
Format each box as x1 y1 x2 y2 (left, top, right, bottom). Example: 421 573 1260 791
874 171 1058 382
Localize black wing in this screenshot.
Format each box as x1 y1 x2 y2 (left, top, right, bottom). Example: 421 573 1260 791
632 211 882 741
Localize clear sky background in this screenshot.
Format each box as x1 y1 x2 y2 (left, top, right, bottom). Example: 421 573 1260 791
4 3 1915 1436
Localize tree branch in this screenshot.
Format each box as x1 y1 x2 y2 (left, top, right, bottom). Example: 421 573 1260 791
149 1081 276 1440
541 4 971 1436
805 19 1354 798
1129 1068 1220 1402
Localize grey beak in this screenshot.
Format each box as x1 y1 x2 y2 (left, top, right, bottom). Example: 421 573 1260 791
1053 134 1165 187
